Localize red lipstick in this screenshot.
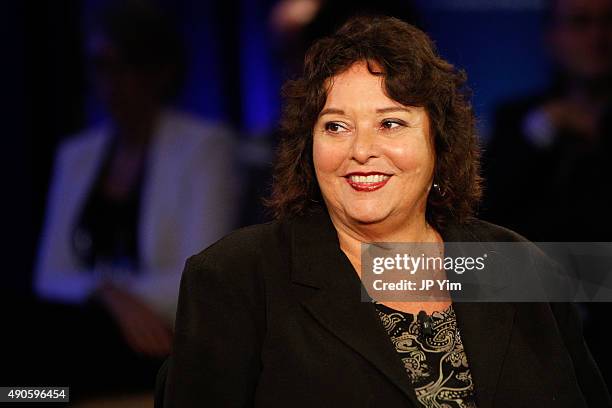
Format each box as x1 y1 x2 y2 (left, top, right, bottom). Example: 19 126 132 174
345 172 391 192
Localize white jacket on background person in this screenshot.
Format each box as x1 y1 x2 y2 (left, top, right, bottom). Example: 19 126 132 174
35 109 240 325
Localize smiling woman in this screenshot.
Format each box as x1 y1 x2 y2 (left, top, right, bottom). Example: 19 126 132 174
162 15 611 408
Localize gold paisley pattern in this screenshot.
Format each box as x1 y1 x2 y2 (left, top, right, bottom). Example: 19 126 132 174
374 303 477 408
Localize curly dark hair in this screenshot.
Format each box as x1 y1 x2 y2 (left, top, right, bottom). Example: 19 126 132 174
267 15 482 229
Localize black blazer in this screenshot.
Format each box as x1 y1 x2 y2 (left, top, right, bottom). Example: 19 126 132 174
164 208 611 407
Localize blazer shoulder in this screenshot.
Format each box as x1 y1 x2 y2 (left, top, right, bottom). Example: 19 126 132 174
462 219 569 287
184 220 286 278
460 218 530 243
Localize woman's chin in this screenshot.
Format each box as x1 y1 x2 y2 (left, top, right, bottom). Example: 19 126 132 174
345 208 390 226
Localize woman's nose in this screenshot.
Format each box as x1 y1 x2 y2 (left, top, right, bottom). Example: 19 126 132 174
350 128 379 164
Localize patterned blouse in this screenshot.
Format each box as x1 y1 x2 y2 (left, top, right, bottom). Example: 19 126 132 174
374 302 478 408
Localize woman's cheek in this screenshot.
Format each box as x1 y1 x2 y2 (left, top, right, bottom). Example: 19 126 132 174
313 136 347 173
384 144 416 172
384 140 433 174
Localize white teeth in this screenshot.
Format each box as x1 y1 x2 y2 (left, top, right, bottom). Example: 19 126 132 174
349 174 390 183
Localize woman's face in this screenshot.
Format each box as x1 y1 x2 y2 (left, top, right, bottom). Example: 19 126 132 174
312 61 435 232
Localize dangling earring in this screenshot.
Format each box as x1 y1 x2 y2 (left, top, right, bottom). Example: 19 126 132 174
432 182 446 197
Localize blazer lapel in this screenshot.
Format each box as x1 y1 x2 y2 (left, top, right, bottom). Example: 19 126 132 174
290 209 420 406
442 222 516 408
452 302 515 408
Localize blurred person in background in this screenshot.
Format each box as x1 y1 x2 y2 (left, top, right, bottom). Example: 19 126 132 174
482 0 612 387
27 0 238 399
483 0 612 241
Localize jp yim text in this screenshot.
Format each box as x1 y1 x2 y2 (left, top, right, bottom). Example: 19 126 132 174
372 279 462 291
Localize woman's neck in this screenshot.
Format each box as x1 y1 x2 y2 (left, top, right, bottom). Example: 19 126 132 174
330 213 440 276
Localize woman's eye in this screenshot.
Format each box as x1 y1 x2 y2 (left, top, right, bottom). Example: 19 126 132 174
381 120 404 130
324 122 347 133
